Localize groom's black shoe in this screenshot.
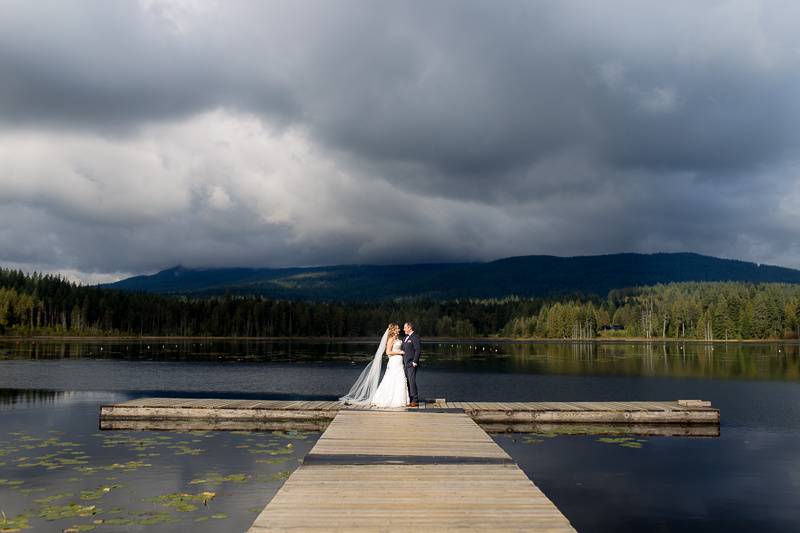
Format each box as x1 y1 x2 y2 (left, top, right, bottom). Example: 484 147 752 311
407 402 418 408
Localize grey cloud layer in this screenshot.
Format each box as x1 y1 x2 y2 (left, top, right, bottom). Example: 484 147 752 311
1 0 800 279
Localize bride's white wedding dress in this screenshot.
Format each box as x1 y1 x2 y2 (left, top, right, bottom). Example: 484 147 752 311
371 339 409 408
340 328 409 407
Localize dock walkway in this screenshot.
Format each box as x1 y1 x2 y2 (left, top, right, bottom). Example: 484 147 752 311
100 398 719 433
248 409 576 532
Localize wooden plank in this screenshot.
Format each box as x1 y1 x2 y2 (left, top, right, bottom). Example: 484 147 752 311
100 399 719 429
248 411 575 532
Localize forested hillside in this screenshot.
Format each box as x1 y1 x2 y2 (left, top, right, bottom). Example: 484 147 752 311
2 268 799 339
103 253 800 300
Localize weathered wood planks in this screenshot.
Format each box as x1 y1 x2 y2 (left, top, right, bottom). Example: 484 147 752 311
99 398 719 431
248 410 576 532
310 410 508 459
457 401 720 425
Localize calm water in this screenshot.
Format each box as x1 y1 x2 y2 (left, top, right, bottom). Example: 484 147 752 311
1 339 800 532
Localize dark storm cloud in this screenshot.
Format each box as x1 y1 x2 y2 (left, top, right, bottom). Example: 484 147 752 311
1 0 800 280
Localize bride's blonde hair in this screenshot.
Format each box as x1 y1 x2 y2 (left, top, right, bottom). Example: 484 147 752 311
387 323 400 338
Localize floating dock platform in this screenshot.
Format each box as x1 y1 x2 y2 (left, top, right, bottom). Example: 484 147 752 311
98 399 720 530
99 398 719 436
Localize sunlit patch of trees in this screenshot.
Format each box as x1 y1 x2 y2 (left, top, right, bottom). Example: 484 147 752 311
501 283 800 340
1 268 798 339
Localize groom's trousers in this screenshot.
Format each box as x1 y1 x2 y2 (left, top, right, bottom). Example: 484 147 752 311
405 365 418 404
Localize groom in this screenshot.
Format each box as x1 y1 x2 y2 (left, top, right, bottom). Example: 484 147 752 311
402 322 421 407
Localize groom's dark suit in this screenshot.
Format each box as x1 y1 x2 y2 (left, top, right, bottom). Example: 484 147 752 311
402 331 421 404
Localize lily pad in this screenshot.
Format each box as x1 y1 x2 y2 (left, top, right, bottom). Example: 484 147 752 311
37 504 100 521
253 470 291 483
0 511 31 532
33 492 73 504
597 437 646 448
189 473 248 485
75 460 151 474
524 438 544 444
62 524 96 532
168 444 204 456
148 491 216 512
255 457 292 464
80 485 122 500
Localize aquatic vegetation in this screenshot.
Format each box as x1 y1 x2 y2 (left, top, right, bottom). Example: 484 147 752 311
13 435 80 450
168 443 204 455
62 523 99 532
253 470 291 483
79 485 122 500
1 416 311 532
193 510 227 521
0 511 31 532
74 460 151 474
248 444 294 456
17 488 46 495
255 457 292 464
37 504 100 521
147 491 216 512
0 445 20 457
99 435 163 451
596 437 647 449
16 451 89 470
189 473 248 485
272 430 311 440
105 511 179 526
33 493 72 504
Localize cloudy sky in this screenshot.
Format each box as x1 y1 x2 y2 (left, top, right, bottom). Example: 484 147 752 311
1 0 800 283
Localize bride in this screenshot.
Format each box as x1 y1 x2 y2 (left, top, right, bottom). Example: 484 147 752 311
340 323 409 408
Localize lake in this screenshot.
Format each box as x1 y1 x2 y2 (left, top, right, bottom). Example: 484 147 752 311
1 339 799 532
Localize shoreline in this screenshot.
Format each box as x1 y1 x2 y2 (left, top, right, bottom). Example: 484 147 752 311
2 334 798 344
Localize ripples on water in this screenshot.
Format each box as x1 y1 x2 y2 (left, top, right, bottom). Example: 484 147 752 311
1 339 799 532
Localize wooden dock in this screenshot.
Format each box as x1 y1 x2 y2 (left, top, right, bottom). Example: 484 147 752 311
97 400 720 529
99 398 719 435
248 409 576 532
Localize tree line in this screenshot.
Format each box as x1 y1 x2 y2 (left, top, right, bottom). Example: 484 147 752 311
1 267 798 339
501 282 800 340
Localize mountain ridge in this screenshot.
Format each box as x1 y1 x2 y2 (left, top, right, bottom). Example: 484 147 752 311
102 252 800 301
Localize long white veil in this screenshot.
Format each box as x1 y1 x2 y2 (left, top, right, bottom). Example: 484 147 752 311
340 328 389 405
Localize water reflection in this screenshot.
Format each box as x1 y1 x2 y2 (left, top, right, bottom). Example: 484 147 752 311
0 388 125 408
490 342 800 380
493 430 800 532
2 339 799 381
